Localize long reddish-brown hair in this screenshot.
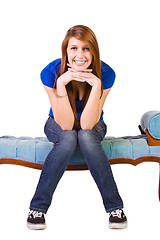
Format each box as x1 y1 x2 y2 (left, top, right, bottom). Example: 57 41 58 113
55 25 103 130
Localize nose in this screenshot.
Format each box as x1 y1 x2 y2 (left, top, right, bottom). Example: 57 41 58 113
77 49 84 58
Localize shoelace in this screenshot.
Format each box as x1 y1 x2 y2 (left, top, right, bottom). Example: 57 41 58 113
29 210 43 218
110 209 123 218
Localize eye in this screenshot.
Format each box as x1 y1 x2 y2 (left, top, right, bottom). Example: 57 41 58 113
71 47 77 50
83 47 90 51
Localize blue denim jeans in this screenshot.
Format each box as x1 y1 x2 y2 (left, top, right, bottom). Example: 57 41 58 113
30 118 123 213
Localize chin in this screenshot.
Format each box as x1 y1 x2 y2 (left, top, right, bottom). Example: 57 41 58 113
73 64 90 72
75 66 86 72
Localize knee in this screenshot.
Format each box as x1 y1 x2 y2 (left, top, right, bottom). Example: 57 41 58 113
78 129 93 145
78 130 100 156
61 130 78 149
45 123 77 147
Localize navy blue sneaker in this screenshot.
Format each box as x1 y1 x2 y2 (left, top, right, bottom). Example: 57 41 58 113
27 210 46 230
109 209 127 229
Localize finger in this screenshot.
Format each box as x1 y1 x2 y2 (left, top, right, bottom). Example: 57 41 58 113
69 69 91 74
67 63 92 72
82 69 92 73
72 69 92 73
67 63 72 68
72 73 89 80
74 72 90 79
72 75 87 82
72 78 86 82
68 68 76 72
67 64 76 72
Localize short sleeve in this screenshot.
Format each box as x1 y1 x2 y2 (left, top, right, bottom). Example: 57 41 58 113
40 58 61 88
101 61 116 89
40 67 55 88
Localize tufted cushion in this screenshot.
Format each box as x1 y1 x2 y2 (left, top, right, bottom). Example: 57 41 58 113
140 111 160 139
1 134 160 167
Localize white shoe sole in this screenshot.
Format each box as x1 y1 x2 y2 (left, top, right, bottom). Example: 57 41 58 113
109 221 128 229
27 222 46 230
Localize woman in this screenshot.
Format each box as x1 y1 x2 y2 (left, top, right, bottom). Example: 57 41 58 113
27 25 127 230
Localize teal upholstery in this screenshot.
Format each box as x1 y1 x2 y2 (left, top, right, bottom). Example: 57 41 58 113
0 111 160 167
140 111 160 139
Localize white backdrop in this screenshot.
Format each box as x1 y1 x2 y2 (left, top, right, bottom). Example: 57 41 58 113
0 0 160 239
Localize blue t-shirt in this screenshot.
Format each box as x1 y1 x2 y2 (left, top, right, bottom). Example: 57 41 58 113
41 58 116 120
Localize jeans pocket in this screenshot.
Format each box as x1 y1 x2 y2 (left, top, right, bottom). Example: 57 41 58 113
45 127 59 143
44 118 61 143
97 120 107 140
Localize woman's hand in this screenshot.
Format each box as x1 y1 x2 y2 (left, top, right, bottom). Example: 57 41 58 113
57 64 90 86
67 64 101 87
72 71 101 87
57 70 74 86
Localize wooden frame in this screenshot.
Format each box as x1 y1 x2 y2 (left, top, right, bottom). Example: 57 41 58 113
1 156 160 200
1 127 160 201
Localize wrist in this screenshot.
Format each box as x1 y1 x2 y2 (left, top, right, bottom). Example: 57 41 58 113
57 76 66 87
57 80 67 95
91 81 101 97
92 80 101 89
57 93 68 98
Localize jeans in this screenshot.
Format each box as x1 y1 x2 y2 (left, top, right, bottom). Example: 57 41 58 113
30 118 123 213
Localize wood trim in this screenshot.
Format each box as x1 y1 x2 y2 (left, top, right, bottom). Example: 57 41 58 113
1 156 160 170
109 156 160 166
145 129 160 146
0 158 43 170
0 158 88 171
1 157 160 200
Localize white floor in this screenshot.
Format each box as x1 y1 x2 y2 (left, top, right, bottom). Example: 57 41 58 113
0 162 159 240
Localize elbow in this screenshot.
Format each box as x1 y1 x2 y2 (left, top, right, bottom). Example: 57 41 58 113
81 127 93 131
59 123 74 131
80 118 100 131
54 118 74 131
80 121 94 131
59 122 74 131
61 126 74 131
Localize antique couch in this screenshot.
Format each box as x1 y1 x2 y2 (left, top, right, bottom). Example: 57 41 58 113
1 110 160 198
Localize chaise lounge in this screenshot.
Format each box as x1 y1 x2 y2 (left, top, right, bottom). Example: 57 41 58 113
1 110 160 198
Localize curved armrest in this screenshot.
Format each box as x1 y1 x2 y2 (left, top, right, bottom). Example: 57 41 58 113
140 111 160 140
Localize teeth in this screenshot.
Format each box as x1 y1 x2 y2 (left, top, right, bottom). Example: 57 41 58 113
74 60 86 64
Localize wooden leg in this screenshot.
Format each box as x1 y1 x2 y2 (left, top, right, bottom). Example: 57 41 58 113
159 164 160 201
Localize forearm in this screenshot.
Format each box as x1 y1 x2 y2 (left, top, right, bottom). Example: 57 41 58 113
54 82 75 130
80 84 101 130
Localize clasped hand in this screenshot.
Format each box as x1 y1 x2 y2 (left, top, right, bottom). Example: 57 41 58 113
58 64 101 87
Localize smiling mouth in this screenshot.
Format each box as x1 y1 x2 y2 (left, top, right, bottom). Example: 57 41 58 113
73 60 87 66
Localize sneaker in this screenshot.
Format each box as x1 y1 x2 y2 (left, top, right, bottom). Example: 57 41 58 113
109 209 127 229
27 210 46 230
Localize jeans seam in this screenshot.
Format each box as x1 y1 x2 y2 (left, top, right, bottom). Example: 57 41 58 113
45 127 61 143
78 129 123 213
30 120 123 214
106 205 123 213
30 207 47 214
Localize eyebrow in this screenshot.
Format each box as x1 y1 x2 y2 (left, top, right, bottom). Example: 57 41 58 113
69 44 89 47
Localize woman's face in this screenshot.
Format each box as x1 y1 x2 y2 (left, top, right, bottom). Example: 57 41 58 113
67 37 93 72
